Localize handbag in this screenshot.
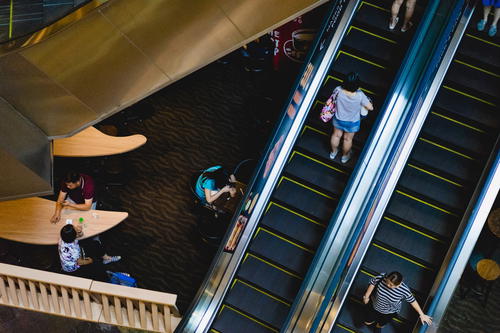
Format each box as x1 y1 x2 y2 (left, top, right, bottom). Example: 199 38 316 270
320 87 340 123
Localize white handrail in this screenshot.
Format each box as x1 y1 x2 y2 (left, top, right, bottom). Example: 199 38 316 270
0 263 181 332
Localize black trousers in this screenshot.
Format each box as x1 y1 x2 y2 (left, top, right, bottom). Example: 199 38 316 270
69 240 108 282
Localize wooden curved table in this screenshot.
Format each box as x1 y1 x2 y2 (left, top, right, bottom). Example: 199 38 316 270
487 208 500 238
0 197 127 245
53 126 147 157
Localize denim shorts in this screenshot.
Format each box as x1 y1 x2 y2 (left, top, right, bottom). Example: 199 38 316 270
332 117 360 133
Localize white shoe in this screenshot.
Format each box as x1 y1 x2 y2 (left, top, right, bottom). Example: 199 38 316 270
341 151 352 164
329 150 338 160
389 17 399 30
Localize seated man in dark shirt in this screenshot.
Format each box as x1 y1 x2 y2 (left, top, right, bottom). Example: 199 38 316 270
50 171 96 224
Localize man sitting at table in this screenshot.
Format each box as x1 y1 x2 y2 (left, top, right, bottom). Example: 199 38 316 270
50 171 96 224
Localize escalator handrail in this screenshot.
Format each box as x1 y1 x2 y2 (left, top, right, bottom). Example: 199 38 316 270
283 1 471 332
175 1 359 332
420 142 500 332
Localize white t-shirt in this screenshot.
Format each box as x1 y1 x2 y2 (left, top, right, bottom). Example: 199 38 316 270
335 87 370 122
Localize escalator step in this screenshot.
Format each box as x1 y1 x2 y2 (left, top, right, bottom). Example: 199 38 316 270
362 243 434 295
212 306 277 333
272 177 337 221
261 202 325 250
249 228 314 276
421 112 492 156
237 254 302 303
224 280 289 329
433 86 499 129
398 165 469 210
295 127 359 168
354 0 404 38
410 138 481 183
331 51 392 91
285 151 349 196
342 25 398 63
446 59 499 99
373 217 448 267
457 33 500 68
386 191 459 238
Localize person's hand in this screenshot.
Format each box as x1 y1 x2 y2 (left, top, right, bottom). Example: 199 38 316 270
50 214 61 224
222 185 231 193
362 295 369 304
74 224 83 237
62 200 72 207
419 314 432 325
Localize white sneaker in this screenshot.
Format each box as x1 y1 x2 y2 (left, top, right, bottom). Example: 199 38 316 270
329 150 338 160
341 151 352 164
389 17 399 30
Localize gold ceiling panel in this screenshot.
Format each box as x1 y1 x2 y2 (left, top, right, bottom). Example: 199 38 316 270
20 9 169 117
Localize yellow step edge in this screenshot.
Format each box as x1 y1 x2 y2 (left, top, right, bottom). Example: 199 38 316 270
323 75 377 95
465 33 500 48
407 163 463 187
303 124 328 136
337 50 386 69
372 243 433 270
453 59 500 78
290 150 349 175
359 1 390 13
395 190 458 216
281 176 336 200
383 216 445 243
442 85 496 107
234 279 291 306
210 329 221 333
221 305 279 333
267 201 326 227
431 111 485 133
259 227 316 254
418 137 474 161
336 323 357 333
349 25 397 44
247 253 303 280
360 269 376 278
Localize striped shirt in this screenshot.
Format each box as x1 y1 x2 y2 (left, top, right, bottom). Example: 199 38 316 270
370 274 416 314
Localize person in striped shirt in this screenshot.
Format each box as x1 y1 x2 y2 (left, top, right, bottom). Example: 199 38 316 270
362 271 432 330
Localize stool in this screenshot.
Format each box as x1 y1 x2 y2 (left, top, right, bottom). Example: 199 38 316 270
474 259 499 307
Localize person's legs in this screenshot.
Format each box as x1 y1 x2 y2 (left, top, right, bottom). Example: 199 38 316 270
488 7 500 36
342 132 355 155
390 0 404 29
375 312 396 328
479 6 492 31
364 305 378 326
330 127 344 159
401 0 416 31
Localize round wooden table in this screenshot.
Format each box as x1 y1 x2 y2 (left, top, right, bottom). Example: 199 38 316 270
477 259 500 281
487 208 500 238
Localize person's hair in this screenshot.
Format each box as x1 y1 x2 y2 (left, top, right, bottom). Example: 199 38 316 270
385 271 403 285
60 224 77 243
204 167 230 189
341 72 361 92
64 171 80 184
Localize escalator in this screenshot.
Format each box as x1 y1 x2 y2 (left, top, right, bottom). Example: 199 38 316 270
209 1 431 332
334 7 500 333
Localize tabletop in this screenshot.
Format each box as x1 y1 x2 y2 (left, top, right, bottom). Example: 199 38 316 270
487 208 500 238
53 126 147 157
0 197 127 245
